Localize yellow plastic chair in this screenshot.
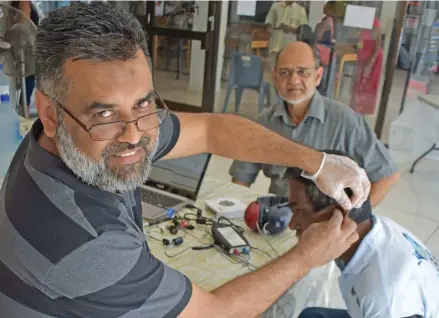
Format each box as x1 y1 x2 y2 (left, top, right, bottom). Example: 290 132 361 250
335 53 357 100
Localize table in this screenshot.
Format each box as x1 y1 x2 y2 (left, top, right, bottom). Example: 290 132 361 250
145 177 337 318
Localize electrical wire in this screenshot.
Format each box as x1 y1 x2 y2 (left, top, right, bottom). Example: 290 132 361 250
164 246 194 258
183 212 215 225
217 216 245 234
256 221 281 257
250 246 273 261
148 214 272 273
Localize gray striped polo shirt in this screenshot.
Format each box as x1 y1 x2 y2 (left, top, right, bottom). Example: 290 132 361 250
0 113 192 317
230 91 398 196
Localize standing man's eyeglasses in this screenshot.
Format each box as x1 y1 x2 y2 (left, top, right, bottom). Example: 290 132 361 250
49 92 169 141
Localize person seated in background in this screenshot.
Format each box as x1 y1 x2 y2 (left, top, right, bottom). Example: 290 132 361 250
286 151 439 318
229 41 399 207
315 1 335 46
295 24 333 97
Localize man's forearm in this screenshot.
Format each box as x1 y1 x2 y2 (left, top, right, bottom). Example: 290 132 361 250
211 248 310 317
369 173 400 207
206 114 323 175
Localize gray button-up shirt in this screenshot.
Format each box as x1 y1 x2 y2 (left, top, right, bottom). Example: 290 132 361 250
229 91 398 196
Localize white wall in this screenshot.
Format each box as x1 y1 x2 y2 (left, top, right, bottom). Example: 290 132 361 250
188 1 209 93
308 1 326 29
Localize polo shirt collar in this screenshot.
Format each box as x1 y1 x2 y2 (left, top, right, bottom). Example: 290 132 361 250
273 91 326 125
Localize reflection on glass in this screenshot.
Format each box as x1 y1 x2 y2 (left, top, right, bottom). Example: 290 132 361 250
350 16 383 115
404 1 439 103
154 1 200 31
153 39 204 107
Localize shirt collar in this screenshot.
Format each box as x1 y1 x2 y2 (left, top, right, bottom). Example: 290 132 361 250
273 91 326 126
341 215 386 275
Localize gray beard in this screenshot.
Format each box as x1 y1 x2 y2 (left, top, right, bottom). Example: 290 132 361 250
56 119 159 193
280 88 315 106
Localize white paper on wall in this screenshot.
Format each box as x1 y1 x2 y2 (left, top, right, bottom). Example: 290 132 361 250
343 4 376 29
237 1 256 17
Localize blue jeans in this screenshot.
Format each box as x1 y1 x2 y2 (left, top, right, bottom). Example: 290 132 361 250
299 307 350 318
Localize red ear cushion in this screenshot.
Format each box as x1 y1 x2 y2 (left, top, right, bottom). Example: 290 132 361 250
244 201 261 230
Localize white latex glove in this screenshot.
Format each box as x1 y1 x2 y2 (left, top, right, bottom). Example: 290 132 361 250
302 153 371 211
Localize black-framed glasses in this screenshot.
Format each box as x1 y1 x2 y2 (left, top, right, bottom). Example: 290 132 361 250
53 92 169 141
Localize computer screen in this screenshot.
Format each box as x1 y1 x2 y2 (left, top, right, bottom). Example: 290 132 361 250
146 153 211 200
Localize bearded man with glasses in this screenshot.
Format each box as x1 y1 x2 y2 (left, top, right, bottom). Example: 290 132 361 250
1 3 370 318
230 41 400 208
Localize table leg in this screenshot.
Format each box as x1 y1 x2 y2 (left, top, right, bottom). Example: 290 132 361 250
410 143 439 173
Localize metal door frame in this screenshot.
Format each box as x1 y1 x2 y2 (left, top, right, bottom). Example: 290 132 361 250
144 1 221 113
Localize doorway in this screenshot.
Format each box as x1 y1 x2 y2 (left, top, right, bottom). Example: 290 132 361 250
144 1 221 113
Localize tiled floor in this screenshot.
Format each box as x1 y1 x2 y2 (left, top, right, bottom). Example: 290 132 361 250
203 149 439 308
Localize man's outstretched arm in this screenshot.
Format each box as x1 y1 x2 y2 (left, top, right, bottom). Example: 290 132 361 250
179 211 358 318
163 112 370 211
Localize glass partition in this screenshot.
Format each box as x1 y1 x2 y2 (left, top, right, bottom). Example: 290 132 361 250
401 1 439 106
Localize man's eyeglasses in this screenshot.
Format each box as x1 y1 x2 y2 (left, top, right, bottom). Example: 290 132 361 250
53 92 169 141
278 68 316 79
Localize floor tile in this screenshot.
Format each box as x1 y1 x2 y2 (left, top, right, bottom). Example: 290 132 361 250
379 183 420 216
374 205 439 243
417 194 439 222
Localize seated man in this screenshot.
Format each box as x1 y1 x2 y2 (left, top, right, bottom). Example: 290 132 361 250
229 41 399 207
286 151 439 318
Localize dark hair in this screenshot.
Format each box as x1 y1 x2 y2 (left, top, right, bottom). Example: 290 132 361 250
274 34 321 69
285 150 372 224
34 2 150 101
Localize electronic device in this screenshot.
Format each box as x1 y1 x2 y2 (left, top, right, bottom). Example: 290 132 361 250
211 222 250 255
244 196 293 235
140 153 211 220
205 197 247 219
162 237 184 246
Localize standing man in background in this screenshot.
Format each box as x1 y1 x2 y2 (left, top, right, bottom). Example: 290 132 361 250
265 1 308 70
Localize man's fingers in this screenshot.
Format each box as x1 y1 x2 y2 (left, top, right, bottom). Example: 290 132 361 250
346 231 360 246
354 175 371 209
334 190 352 211
341 217 357 235
328 209 344 227
318 203 337 215
347 180 364 209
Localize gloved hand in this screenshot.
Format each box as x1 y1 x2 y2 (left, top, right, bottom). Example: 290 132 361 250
312 153 370 211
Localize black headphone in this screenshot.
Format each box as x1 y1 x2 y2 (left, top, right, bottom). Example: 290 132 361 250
244 196 293 235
